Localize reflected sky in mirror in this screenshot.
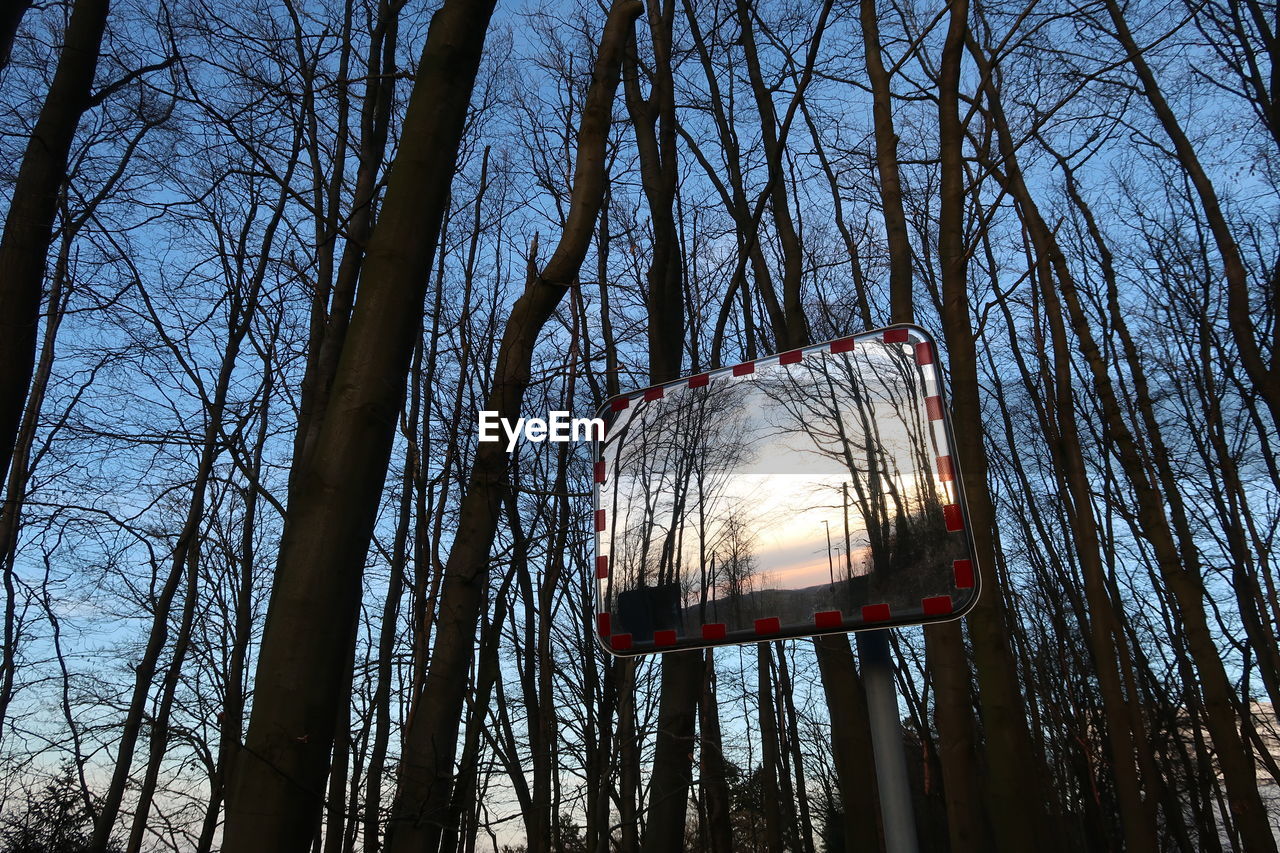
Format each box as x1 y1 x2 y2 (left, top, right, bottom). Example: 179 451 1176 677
594 328 978 653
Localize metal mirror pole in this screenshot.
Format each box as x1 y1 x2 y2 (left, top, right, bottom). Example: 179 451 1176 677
857 628 919 852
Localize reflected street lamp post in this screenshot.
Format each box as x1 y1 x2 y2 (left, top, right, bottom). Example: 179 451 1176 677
822 520 835 587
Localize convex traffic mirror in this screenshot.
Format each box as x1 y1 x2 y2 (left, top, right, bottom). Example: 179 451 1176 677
592 325 979 655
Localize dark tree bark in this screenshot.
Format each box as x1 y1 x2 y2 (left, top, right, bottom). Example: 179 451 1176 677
698 650 736 853
623 3 706 849
934 36 1058 850
0 0 108 502
859 0 913 324
0 0 33 70
196 343 275 853
774 650 816 853
757 646 785 853
812 635 881 853
927 4 992 850
291 0 402 478
0 214 78 746
223 2 500 848
735 0 807 350
381 5 639 849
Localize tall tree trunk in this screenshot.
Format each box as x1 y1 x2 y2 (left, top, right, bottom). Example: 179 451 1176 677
623 3 704 850
698 650 735 853
362 336 422 852
224 2 499 848
124 543 202 853
1030 206 1158 853
1056 240 1278 851
774 647 816 853
291 0 402 478
735 0 806 349
319 622 360 852
813 635 881 852
859 0 913 323
195 343 274 853
935 44 1056 851
928 3 992 849
381 6 638 849
968 41 1158 851
616 659 640 853
442 530 520 853
0 221 71 737
0 0 33 69
0 0 107 500
758 646 785 853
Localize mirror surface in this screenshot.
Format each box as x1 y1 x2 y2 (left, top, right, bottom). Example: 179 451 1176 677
593 326 977 655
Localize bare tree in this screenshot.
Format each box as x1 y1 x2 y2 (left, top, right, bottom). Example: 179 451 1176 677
223 0 501 846
0 0 109 518
383 4 640 849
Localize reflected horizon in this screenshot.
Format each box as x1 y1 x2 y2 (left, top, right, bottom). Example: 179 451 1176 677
593 326 979 654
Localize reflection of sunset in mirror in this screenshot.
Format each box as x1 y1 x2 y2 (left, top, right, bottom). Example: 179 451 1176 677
593 326 978 654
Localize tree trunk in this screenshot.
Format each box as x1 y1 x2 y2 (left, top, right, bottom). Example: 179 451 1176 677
935 56 1056 852
381 5 638 849
758 646 785 853
623 3 705 850
291 0 401 478
813 635 881 852
0 220 71 738
964 27 1275 842
196 347 273 853
0 0 33 69
0 0 107 497
928 4 993 849
968 41 1158 851
223 1 499 847
859 0 913 324
735 0 807 349
698 650 735 853
362 337 421 852
775 647 816 853
617 659 640 853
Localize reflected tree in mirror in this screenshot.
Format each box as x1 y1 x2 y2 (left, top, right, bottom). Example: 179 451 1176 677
593 325 978 655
